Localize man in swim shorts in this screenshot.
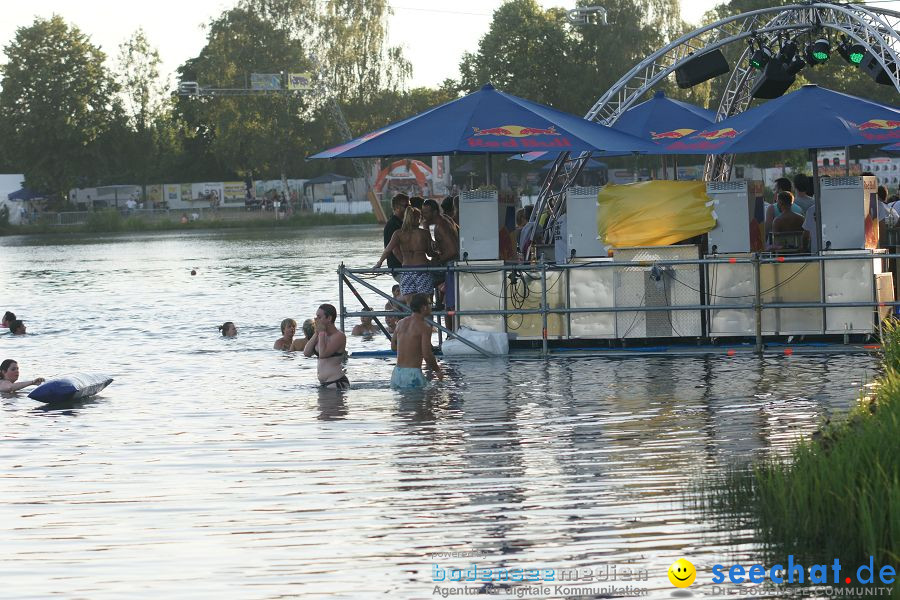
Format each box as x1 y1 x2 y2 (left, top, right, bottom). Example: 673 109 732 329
390 294 442 389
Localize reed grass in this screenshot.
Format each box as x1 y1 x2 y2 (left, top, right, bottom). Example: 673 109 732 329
695 321 900 582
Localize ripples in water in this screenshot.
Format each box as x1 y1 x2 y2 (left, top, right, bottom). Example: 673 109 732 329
0 228 880 598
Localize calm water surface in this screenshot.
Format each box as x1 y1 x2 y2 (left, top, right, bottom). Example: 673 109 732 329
0 226 880 599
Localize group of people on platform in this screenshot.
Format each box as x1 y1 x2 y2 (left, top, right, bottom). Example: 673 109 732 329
376 193 460 322
765 173 900 253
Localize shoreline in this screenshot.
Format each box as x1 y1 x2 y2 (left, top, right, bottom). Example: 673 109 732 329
0 210 379 237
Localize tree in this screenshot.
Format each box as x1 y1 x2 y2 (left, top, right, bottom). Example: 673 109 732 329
115 28 169 195
173 0 410 181
567 0 682 115
0 15 119 201
458 1 574 110
456 0 683 116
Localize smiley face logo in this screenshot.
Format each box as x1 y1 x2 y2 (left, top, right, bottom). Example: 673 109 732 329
668 558 696 587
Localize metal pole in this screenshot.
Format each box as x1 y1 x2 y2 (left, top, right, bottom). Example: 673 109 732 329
541 260 549 357
754 252 763 353
342 274 391 340
338 263 345 333
812 149 828 334
349 270 494 357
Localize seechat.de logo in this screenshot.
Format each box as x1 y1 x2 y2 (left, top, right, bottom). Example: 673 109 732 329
668 558 697 588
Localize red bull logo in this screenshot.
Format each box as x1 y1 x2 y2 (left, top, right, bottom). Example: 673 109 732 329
693 127 741 141
472 125 561 138
650 128 696 141
855 118 900 141
857 119 900 131
853 118 900 141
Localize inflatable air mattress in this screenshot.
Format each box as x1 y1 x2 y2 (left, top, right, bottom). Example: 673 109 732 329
28 373 113 403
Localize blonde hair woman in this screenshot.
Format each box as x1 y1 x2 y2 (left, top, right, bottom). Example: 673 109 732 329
374 207 434 303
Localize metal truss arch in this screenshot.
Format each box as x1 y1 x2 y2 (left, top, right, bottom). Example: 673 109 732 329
529 3 900 256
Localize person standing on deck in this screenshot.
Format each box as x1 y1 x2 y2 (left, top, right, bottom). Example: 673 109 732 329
383 194 410 282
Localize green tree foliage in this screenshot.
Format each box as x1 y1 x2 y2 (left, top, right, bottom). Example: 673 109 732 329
115 29 171 191
459 1 573 109
174 0 410 181
0 15 119 200
175 6 313 180
458 0 683 115
568 0 681 113
312 0 410 103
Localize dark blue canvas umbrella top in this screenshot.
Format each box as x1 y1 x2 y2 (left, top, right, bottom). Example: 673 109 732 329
511 90 715 161
611 90 716 143
7 187 41 201
662 85 900 154
309 84 655 159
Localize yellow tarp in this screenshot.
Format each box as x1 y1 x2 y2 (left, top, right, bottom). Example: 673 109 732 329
597 180 715 248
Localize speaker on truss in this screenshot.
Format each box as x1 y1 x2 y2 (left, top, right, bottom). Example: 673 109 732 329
674 49 730 88
860 51 896 85
750 59 795 99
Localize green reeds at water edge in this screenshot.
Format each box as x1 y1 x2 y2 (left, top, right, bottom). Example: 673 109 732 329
694 321 900 590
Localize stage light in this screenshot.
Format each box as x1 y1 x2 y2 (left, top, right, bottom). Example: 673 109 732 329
778 40 798 63
806 38 831 65
837 37 867 65
784 56 806 76
750 46 772 70
751 59 795 99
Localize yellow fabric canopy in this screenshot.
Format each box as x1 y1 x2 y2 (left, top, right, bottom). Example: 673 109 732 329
596 181 716 249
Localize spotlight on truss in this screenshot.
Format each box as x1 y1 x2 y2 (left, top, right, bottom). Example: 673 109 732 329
567 6 607 25
837 36 866 65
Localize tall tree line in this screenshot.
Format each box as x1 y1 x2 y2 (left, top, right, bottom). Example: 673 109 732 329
0 0 896 202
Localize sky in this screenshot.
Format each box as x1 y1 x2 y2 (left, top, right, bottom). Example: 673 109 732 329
0 0 716 91
2 1 898 91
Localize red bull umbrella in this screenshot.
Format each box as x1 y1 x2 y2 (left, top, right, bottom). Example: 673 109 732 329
308 83 655 159
510 90 715 162
661 84 900 154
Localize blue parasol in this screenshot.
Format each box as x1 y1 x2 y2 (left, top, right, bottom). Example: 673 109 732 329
661 85 900 155
308 84 655 159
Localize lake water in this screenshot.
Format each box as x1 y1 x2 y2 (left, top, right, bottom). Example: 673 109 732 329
0 226 881 599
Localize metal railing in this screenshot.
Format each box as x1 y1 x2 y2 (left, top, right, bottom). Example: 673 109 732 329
338 252 900 357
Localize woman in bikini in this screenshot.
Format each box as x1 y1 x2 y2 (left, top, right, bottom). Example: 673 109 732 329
374 207 433 304
303 303 348 390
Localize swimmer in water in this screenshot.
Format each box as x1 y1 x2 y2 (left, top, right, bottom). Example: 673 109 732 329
219 322 237 337
0 359 45 393
274 318 297 350
351 316 379 336
303 304 348 390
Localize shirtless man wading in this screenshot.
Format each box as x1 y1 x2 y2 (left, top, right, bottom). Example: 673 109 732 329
303 303 349 390
390 294 443 389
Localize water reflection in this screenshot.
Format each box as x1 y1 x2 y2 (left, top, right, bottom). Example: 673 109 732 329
0 228 882 599
316 388 348 421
